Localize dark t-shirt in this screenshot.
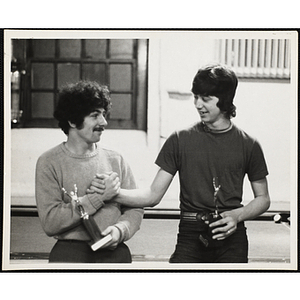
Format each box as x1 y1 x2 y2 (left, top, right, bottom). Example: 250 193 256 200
155 122 269 212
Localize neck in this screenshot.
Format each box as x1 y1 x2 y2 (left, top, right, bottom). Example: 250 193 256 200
65 139 96 155
202 119 232 133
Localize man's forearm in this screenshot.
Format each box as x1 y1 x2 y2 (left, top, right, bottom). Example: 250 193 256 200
115 188 161 208
116 207 144 240
232 195 270 223
108 168 174 208
231 178 271 223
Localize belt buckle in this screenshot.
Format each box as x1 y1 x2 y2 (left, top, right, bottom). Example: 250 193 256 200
196 211 209 222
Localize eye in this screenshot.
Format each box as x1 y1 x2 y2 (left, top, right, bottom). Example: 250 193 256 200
202 97 211 102
89 112 99 119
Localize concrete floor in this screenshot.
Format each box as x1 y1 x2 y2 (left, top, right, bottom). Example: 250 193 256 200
9 216 291 264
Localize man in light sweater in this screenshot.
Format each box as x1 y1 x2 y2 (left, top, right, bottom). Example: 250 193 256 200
35 81 143 263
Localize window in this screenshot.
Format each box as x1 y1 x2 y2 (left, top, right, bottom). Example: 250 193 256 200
215 39 291 79
11 39 148 130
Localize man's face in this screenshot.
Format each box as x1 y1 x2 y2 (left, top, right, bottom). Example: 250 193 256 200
74 108 108 144
194 94 225 125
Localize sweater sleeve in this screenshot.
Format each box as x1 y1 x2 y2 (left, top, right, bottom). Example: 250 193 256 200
35 156 84 236
114 155 144 241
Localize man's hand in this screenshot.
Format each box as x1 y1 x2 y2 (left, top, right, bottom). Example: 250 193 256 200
209 210 239 240
87 172 120 201
101 226 121 250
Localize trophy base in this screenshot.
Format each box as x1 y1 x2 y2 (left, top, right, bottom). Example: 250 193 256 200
91 234 112 251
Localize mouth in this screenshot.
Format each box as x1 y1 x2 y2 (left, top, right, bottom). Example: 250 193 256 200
199 111 208 116
93 127 104 132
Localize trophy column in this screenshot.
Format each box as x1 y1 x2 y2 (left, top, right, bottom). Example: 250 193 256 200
62 184 112 251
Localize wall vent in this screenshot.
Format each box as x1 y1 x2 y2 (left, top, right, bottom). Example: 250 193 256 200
216 39 291 79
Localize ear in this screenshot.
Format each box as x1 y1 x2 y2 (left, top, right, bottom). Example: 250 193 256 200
68 120 76 128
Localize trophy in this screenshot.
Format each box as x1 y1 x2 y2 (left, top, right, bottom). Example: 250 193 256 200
199 177 225 247
62 184 112 251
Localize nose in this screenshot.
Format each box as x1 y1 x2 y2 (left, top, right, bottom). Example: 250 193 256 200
99 114 108 126
194 97 204 109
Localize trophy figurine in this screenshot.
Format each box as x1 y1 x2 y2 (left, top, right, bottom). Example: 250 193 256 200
62 184 112 251
199 177 225 247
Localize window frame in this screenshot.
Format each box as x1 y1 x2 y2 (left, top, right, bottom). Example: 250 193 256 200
15 39 148 130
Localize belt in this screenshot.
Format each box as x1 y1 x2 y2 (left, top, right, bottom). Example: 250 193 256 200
181 211 210 222
181 211 245 229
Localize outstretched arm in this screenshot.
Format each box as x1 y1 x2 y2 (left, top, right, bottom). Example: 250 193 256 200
115 168 174 207
88 168 174 208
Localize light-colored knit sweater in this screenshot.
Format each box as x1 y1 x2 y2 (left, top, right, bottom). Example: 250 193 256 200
35 142 143 242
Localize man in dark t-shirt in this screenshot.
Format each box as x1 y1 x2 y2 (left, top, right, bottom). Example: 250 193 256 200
90 64 271 263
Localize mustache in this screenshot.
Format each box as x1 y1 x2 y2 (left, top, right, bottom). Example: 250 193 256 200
93 126 105 131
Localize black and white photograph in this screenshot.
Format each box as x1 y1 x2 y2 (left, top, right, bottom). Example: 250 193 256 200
2 29 298 271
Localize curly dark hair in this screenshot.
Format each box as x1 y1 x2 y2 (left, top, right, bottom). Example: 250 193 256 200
191 64 238 119
53 81 111 134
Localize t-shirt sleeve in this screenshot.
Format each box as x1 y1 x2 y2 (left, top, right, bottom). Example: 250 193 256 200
155 132 179 176
247 140 269 182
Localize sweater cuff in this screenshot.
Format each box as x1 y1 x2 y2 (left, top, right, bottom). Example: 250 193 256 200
87 193 105 210
114 222 129 242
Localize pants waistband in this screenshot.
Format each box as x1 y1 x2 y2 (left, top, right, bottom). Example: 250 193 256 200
181 211 211 222
181 211 245 227
57 239 91 243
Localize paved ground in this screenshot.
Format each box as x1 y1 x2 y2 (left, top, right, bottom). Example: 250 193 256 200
9 216 291 265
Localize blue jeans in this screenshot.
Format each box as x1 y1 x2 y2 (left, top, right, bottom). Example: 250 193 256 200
169 220 248 263
49 240 132 263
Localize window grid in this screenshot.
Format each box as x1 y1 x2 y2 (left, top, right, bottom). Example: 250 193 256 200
25 39 138 129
